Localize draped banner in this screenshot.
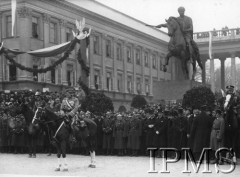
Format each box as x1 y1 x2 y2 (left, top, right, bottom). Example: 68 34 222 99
4 41 71 57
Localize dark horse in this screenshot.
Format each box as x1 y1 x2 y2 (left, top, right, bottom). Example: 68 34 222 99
33 106 97 171
223 93 239 163
163 17 203 80
20 102 41 158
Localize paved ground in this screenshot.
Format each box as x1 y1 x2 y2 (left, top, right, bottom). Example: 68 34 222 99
0 153 240 177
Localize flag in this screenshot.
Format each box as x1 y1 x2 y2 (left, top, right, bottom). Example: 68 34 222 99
208 31 212 59
11 0 17 36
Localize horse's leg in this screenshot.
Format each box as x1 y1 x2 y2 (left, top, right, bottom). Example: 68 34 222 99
192 59 197 80
55 144 62 171
32 136 37 158
87 136 96 168
61 140 68 171
180 51 189 79
163 53 172 72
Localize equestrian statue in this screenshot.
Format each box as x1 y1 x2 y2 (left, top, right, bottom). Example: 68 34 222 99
146 6 202 80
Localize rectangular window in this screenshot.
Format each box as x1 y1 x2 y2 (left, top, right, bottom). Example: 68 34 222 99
50 22 57 43
93 36 100 54
51 69 55 84
106 40 111 57
152 55 156 69
117 43 122 61
32 17 39 39
106 72 112 91
33 65 38 82
117 73 123 92
144 52 149 67
127 47 132 63
160 58 163 71
6 15 12 37
136 77 141 94
67 64 73 86
94 70 100 89
136 49 141 65
9 64 16 81
66 27 72 41
127 76 132 93
145 79 149 95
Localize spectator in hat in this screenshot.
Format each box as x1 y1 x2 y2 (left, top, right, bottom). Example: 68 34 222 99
113 114 124 156
102 112 113 155
154 109 168 157
210 109 225 164
189 105 213 160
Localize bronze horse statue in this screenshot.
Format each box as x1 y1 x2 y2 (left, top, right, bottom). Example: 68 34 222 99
148 17 203 80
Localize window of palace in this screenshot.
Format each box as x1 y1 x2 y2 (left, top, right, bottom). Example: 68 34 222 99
127 75 132 93
94 70 100 89
6 15 12 37
106 72 112 91
50 22 57 43
144 52 149 67
159 57 163 71
145 79 150 95
66 27 73 42
152 54 157 69
93 35 100 54
33 65 38 82
67 64 74 86
127 47 132 63
136 77 141 94
136 49 141 65
117 73 123 92
9 63 16 81
51 68 55 84
106 39 112 58
116 43 122 61
32 16 39 39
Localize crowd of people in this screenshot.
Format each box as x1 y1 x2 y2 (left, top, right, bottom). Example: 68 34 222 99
0 87 240 164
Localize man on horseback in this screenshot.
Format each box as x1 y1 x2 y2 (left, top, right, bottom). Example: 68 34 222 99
60 87 80 142
156 6 193 63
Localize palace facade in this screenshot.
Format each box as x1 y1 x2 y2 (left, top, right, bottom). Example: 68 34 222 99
0 0 172 110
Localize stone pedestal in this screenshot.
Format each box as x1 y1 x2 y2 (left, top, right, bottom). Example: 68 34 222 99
153 80 207 101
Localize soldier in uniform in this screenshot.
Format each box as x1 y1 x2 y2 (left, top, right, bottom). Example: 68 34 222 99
102 112 113 155
210 109 225 164
60 87 80 142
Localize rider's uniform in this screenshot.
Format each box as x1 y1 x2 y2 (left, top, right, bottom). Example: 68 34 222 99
60 96 79 118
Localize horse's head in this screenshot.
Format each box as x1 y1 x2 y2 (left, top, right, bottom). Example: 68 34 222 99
32 107 45 125
165 17 179 37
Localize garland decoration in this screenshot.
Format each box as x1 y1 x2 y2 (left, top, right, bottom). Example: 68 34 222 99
2 38 78 73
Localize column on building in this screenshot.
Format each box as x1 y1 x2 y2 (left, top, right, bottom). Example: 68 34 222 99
89 33 95 89
123 41 128 93
132 44 137 94
157 53 160 81
101 34 107 90
113 37 118 92
210 58 215 92
59 19 68 85
141 47 145 95
42 13 51 83
17 7 32 81
149 50 153 96
220 58 225 90
201 58 207 84
231 53 236 88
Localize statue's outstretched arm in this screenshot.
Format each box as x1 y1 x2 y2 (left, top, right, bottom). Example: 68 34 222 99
155 23 167 28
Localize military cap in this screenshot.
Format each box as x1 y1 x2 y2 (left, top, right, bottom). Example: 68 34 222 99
226 85 234 90
35 91 41 96
215 109 222 115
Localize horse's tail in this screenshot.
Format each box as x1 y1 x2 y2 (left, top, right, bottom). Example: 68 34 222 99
191 40 203 69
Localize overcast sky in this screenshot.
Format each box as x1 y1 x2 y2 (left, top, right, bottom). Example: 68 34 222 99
95 0 240 33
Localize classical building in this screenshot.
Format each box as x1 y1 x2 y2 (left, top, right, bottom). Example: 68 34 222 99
0 0 172 110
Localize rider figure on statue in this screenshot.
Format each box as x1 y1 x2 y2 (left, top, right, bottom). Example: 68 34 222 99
155 6 194 63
